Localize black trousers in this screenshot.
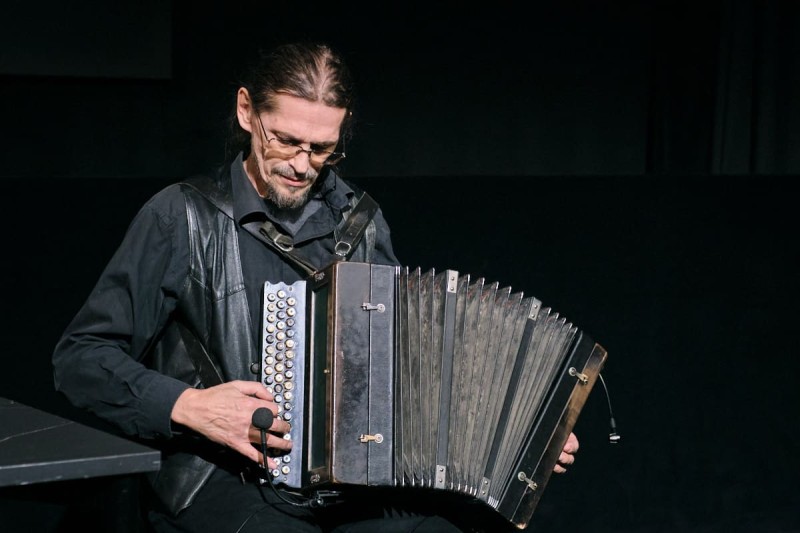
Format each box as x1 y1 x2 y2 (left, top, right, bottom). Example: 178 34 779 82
146 468 512 533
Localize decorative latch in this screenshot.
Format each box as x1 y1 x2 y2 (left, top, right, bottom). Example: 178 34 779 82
568 366 588 384
359 433 384 444
361 302 385 312
517 471 538 491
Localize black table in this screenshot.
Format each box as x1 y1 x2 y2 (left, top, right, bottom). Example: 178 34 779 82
0 397 160 487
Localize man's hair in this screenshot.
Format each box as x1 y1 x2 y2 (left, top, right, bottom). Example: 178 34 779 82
226 41 356 160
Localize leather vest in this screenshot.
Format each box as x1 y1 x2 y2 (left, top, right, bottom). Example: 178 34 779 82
145 170 376 516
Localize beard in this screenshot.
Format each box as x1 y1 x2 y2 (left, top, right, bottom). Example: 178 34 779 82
262 163 319 209
264 180 310 209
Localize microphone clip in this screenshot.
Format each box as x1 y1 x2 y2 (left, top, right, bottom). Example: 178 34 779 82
608 415 621 444
306 490 343 508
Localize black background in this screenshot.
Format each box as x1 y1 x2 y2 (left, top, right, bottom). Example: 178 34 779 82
1 2 798 532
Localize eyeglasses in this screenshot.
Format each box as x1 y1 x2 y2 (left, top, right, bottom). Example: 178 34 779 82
256 113 346 167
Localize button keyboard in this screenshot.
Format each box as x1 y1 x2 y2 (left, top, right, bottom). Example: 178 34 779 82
260 281 306 487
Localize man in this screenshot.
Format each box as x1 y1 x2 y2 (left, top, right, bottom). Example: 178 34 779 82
52 41 578 532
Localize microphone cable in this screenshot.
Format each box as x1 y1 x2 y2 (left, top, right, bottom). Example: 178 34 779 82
597 373 621 444
251 408 330 509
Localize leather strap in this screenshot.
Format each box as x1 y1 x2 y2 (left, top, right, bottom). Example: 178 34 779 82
333 192 379 260
256 191 379 275
257 221 319 276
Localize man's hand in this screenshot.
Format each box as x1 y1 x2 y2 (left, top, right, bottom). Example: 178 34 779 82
171 380 292 469
554 432 579 474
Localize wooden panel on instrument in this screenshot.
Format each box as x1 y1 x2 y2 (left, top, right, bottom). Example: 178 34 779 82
498 334 608 529
327 262 396 486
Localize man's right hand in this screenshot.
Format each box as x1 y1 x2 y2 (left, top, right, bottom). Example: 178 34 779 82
170 380 292 469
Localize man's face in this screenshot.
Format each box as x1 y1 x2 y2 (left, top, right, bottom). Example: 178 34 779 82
240 92 346 209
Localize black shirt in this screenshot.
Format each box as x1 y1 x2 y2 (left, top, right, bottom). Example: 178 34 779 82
52 154 398 440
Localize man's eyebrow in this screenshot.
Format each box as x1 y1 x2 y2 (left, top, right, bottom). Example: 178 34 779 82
273 129 337 149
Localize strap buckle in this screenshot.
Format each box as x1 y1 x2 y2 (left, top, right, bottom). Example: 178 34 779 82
259 224 294 252
334 240 352 257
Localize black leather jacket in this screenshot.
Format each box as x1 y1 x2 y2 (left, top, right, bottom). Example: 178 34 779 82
54 161 398 516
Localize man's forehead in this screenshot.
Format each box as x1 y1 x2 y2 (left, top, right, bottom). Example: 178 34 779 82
266 94 346 141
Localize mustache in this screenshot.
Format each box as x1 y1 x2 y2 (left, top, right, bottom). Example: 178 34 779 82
273 163 317 183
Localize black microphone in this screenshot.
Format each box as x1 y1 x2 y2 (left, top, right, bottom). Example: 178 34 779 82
252 407 274 431
251 408 274 479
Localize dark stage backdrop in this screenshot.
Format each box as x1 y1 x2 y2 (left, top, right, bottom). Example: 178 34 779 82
2 1 800 180
1 1 799 532
1 175 798 532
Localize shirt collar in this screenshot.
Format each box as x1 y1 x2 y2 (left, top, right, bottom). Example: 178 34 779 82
231 152 267 224
231 152 354 233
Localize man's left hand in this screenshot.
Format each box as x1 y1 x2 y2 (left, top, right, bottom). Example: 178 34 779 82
553 432 579 474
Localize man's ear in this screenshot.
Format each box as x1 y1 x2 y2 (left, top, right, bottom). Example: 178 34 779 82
236 87 254 133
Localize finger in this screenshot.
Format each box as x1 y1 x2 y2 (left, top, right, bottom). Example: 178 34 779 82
266 434 293 452
564 432 580 453
559 451 575 466
270 418 291 435
250 436 289 470
258 449 280 471
553 463 566 474
231 441 261 464
248 424 292 450
232 380 275 400
256 440 291 471
248 418 290 442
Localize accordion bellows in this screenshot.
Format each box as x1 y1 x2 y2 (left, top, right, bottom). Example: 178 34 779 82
260 261 607 529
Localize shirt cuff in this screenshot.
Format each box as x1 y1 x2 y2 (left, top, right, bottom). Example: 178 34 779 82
139 374 192 439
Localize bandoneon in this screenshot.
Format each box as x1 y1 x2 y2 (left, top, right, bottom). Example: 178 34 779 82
259 261 607 529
